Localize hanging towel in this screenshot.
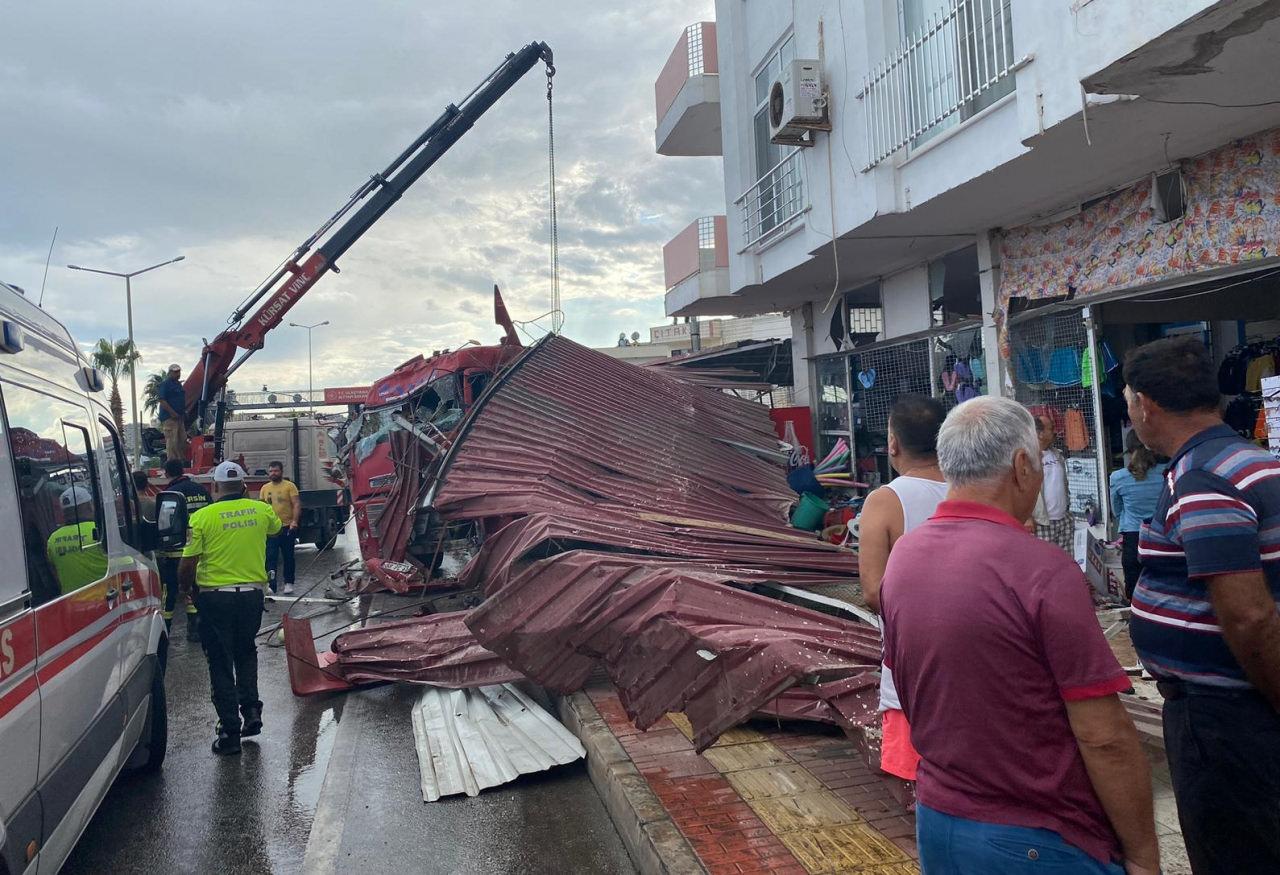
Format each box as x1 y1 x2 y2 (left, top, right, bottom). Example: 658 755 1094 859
1081 347 1095 389
941 369 959 392
1016 347 1049 385
858 368 877 389
1255 406 1269 440
1047 348 1083 386
956 383 979 403
1065 408 1090 452
969 355 986 383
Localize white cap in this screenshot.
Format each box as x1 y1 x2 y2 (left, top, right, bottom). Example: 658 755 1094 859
212 461 247 483
167 363 181 372
60 484 93 509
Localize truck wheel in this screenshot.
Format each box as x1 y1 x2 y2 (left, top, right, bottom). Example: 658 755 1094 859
130 653 168 774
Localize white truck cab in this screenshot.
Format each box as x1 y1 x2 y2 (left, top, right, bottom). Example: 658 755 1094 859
0 280 170 874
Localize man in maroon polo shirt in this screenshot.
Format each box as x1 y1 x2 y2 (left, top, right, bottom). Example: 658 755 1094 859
881 396 1159 875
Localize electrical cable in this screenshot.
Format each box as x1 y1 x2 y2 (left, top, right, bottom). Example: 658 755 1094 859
1139 96 1280 109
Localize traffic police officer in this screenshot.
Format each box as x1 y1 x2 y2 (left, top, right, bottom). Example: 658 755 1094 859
158 459 210 641
179 461 281 755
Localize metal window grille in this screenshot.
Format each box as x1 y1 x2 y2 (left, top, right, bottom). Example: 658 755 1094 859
859 0 1018 169
696 216 716 250
686 24 705 77
930 326 986 413
736 150 807 248
852 339 931 484
1010 309 1102 519
849 306 884 338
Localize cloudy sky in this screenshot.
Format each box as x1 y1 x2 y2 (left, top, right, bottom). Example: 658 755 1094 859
1 1 720 415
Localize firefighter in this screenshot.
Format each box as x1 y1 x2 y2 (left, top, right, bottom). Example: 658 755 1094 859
157 459 209 641
179 461 280 755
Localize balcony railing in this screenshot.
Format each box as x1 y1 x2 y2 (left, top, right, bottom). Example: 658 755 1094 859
735 150 807 248
655 22 718 120
664 216 728 289
858 0 1023 169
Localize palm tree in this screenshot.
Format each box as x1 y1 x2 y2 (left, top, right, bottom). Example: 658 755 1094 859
142 370 168 421
91 338 140 436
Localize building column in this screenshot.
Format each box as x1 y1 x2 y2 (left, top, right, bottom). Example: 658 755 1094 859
976 230 1010 398
789 303 816 409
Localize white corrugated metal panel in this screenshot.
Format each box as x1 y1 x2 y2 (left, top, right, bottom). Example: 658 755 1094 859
411 683 586 802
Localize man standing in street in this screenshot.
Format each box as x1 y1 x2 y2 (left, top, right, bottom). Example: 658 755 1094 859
856 395 948 798
158 458 209 641
260 460 301 595
157 363 188 465
1125 335 1280 873
179 461 280 755
881 396 1158 874
1031 413 1074 554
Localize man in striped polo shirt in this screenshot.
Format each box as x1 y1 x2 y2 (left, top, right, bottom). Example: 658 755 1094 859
1125 336 1280 874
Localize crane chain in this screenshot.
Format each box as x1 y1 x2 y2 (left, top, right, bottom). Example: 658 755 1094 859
546 63 561 335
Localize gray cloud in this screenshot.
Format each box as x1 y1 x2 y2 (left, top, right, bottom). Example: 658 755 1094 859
1 0 721 410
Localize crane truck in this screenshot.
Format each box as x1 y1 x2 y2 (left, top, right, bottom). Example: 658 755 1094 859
150 41 555 548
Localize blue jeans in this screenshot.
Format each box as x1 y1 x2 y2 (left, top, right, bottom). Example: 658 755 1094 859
916 804 1123 874
265 526 296 591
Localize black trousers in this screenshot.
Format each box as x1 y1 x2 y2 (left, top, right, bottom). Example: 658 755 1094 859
1121 531 1141 601
196 588 265 734
158 556 197 623
1162 682 1280 874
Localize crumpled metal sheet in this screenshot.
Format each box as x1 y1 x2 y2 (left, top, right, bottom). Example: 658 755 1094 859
330 611 523 688
411 683 584 802
463 549 880 750
288 336 875 748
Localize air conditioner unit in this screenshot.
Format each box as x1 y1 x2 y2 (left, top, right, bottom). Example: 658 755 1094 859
769 59 828 146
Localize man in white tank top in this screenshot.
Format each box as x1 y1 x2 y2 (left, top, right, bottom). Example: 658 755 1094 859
858 395 949 795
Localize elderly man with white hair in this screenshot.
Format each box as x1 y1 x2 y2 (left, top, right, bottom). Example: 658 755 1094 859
879 396 1159 875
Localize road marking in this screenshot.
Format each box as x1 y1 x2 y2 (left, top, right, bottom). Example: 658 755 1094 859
302 693 366 875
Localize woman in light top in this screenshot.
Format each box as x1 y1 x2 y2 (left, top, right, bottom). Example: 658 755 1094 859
1109 431 1168 601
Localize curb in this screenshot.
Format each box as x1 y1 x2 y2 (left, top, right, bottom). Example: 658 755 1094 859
556 692 707 875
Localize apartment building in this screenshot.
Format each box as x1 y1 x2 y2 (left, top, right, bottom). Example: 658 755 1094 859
656 0 1280 527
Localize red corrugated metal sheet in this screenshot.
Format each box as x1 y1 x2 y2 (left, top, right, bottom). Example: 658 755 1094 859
285 336 875 749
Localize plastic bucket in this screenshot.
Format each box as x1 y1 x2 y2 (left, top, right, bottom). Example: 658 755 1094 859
790 492 829 531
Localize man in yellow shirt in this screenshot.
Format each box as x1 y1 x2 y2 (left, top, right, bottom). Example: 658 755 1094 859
179 461 280 755
259 460 301 595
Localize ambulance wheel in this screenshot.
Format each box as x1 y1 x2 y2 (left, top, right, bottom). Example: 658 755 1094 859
132 653 169 774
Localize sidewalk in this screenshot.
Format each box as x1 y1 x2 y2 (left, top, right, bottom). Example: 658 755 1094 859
561 675 1192 874
562 676 918 875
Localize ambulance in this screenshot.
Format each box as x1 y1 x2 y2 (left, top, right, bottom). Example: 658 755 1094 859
0 280 184 873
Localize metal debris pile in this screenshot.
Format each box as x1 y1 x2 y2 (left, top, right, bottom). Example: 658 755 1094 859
287 335 876 753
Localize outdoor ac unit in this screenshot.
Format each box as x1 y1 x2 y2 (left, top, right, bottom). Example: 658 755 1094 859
769 59 828 146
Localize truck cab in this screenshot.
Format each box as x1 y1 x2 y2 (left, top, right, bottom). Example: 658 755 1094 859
0 280 170 874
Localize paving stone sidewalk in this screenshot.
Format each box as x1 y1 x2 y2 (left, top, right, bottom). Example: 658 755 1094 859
566 676 1192 874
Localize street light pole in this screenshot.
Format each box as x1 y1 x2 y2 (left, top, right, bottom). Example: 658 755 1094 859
288 320 329 415
67 255 184 467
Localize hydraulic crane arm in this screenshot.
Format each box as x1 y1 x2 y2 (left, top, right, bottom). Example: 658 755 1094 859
184 40 554 426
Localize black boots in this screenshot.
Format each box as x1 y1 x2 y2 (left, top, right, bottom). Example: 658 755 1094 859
212 722 241 756
241 705 263 738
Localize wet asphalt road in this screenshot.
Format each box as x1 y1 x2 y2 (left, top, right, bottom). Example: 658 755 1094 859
64 532 634 875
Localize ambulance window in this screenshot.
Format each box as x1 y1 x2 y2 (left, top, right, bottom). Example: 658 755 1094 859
0 383 107 606
0 395 25 609
99 418 138 548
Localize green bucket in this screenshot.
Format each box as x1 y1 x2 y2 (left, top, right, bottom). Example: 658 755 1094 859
790 492 829 531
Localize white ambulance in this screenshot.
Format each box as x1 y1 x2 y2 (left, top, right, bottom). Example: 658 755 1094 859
0 280 183 873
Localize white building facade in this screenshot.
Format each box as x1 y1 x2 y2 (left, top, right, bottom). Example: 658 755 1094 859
656 0 1280 529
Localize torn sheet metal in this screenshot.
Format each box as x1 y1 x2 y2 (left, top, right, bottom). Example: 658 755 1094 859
464 552 880 751
332 611 523 688
412 683 584 802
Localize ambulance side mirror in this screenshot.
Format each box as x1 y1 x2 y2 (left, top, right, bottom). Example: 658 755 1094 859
155 491 189 550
